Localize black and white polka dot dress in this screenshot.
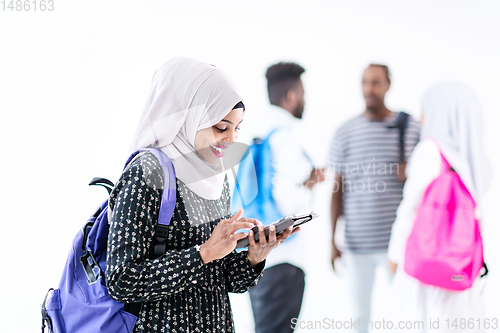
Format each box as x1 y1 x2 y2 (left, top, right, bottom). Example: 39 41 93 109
105 152 264 333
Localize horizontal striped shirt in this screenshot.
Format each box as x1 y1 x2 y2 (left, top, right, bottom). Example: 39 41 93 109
328 112 420 253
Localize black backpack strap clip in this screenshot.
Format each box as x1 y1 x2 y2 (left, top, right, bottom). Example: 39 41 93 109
153 224 169 258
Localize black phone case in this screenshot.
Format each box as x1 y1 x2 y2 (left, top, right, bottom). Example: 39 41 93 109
235 216 296 249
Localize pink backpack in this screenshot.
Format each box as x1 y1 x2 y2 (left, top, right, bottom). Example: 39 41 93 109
404 144 485 290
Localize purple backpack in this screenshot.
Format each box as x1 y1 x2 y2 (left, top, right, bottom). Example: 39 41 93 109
41 148 176 333
404 144 487 290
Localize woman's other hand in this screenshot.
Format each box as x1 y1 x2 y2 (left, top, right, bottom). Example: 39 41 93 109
247 223 301 267
389 261 398 275
199 209 256 264
330 244 342 272
303 168 326 190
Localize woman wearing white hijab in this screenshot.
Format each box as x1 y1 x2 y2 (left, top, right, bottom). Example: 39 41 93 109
106 58 297 333
387 82 492 332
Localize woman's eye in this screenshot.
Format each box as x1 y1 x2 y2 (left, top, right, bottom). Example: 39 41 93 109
214 126 227 133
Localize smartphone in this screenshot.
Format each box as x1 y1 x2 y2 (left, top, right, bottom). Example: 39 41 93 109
235 211 319 249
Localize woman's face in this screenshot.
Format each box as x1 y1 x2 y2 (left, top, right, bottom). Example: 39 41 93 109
194 107 244 164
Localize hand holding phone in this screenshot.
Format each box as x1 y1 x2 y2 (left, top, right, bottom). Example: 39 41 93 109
235 211 319 249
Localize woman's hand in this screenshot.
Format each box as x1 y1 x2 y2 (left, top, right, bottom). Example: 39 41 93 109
389 261 398 275
330 243 342 272
247 223 301 267
199 209 256 264
303 168 326 190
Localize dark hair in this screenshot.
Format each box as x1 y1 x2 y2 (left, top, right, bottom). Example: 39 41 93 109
368 64 391 84
232 101 245 110
266 62 305 106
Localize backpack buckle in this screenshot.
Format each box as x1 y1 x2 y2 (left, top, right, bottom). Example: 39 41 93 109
80 250 104 285
153 224 169 258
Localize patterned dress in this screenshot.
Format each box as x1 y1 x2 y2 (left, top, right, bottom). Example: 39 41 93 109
105 152 264 333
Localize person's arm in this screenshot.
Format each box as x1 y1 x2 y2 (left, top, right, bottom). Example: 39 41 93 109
106 157 256 302
330 174 343 270
105 154 207 303
222 217 298 293
223 250 266 293
387 140 440 273
304 168 326 190
327 130 346 271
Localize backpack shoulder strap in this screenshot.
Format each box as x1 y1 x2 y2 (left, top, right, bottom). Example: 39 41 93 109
396 111 410 162
426 138 453 173
265 128 280 141
121 148 177 257
121 148 177 317
135 148 177 258
252 128 280 145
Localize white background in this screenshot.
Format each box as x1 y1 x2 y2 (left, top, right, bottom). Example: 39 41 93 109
1 1 499 332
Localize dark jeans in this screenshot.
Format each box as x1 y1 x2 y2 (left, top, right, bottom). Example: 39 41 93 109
249 263 305 333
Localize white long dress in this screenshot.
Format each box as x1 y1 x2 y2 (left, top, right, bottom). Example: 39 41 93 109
387 139 485 333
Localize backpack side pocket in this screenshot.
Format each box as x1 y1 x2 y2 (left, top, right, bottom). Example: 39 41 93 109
44 288 67 333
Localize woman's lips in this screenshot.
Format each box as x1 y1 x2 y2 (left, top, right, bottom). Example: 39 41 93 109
210 144 224 158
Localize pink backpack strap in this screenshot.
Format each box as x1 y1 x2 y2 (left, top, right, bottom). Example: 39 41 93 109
427 138 452 173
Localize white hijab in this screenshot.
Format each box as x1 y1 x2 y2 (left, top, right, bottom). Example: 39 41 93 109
421 81 493 207
129 57 244 200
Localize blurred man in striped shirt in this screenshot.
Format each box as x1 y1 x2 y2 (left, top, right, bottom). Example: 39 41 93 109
328 64 420 333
